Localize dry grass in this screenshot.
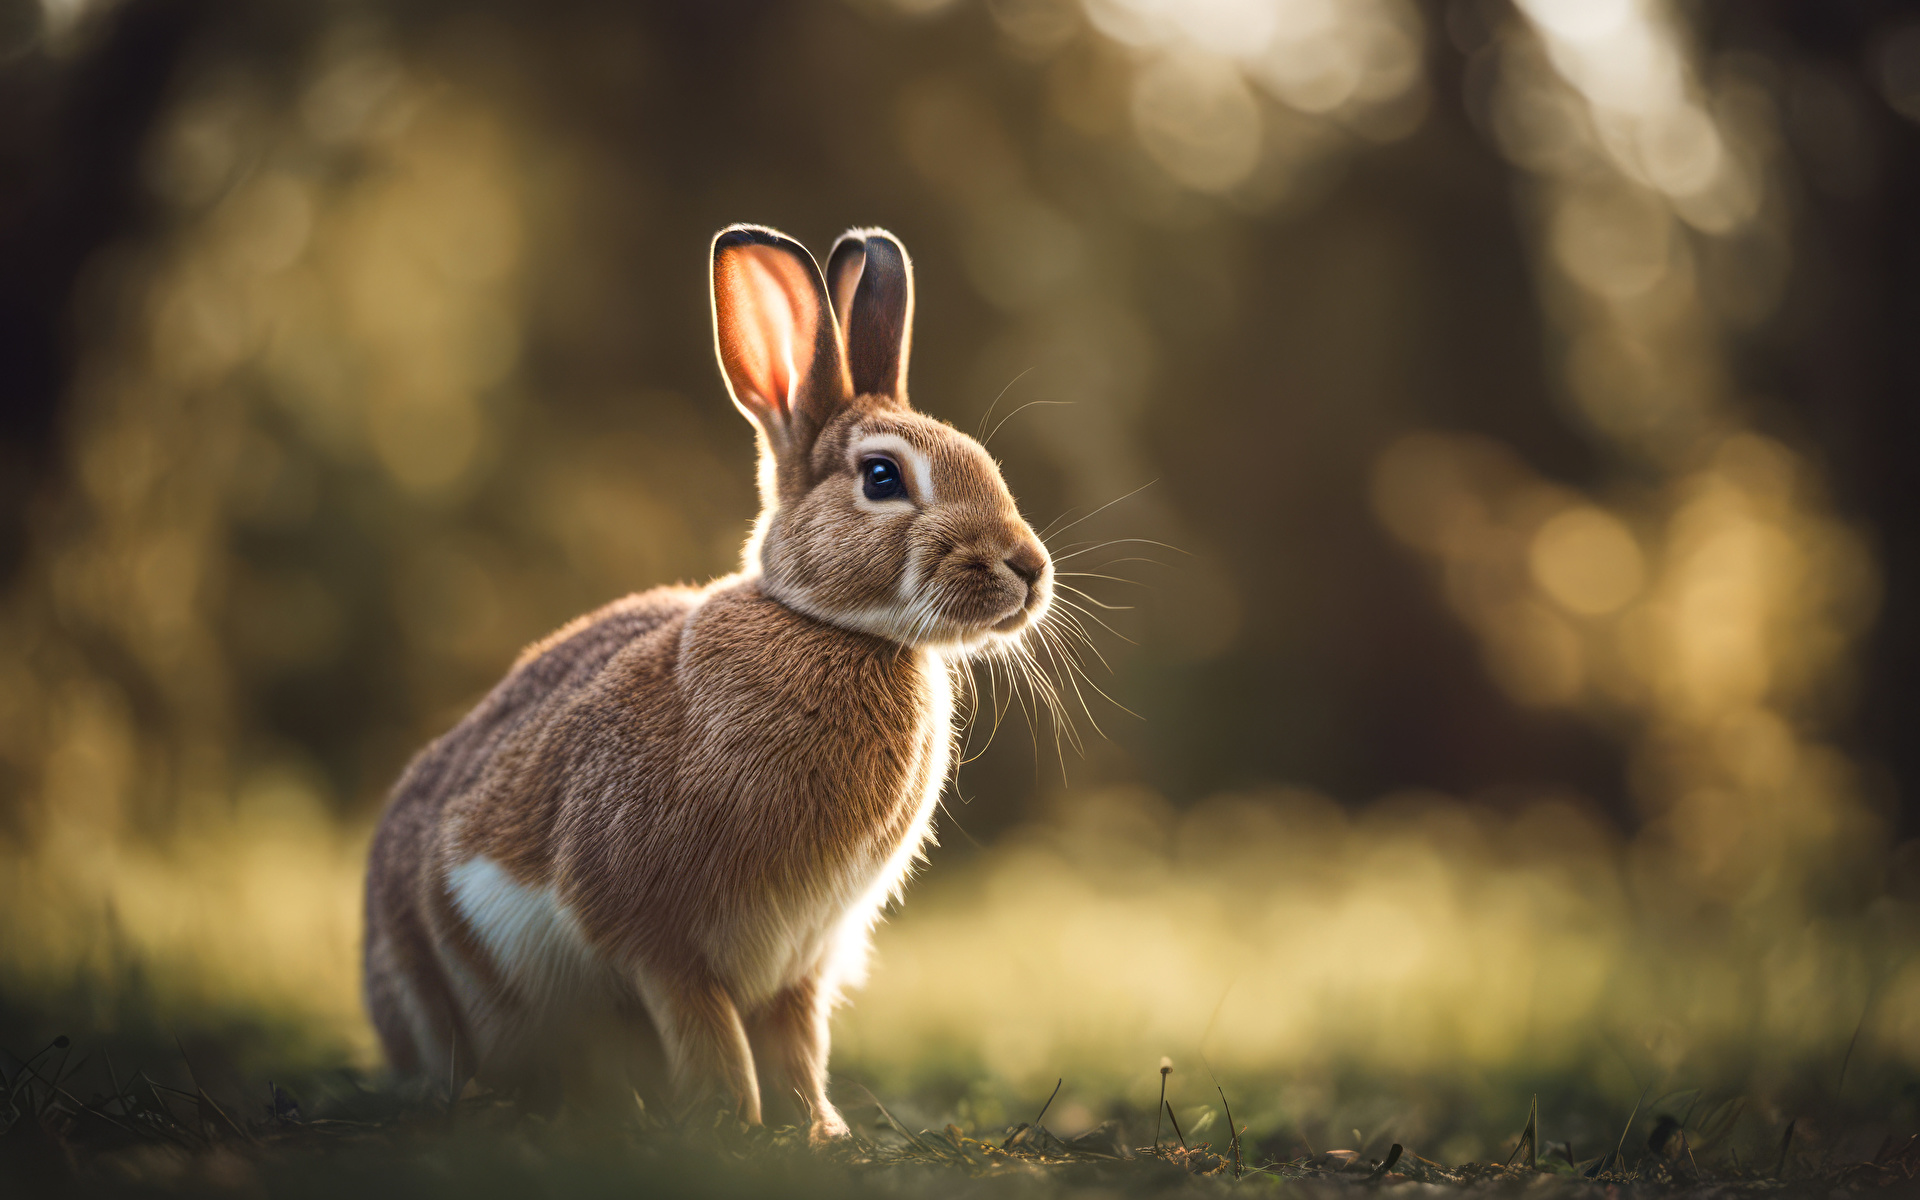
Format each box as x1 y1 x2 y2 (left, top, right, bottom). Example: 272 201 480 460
5 1028 1917 1199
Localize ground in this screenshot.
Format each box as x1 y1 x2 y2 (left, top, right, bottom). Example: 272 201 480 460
4 1026 1917 1199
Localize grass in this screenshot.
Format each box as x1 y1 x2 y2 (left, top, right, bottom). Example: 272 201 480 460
5 1021 1918 1199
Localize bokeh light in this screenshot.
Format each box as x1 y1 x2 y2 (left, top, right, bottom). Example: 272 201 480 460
1 0 1915 1157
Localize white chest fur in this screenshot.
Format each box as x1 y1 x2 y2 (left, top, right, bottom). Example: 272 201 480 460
707 650 955 1007
830 653 954 986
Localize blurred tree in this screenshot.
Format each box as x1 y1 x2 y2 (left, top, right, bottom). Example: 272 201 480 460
0 0 1914 845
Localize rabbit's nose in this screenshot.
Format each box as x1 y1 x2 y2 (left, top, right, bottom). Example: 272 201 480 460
1004 542 1046 587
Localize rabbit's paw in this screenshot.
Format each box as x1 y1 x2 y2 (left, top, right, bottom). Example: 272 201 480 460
809 1108 851 1145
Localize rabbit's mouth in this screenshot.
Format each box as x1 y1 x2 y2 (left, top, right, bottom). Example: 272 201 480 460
988 574 1049 636
928 553 1050 648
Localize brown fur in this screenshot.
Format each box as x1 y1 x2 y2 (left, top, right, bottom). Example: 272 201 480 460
363 225 1050 1141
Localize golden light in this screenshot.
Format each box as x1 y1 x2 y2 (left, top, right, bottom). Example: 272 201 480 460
1529 506 1645 617
0 1 1909 1145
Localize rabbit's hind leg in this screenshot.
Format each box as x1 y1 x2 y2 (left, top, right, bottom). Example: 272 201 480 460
637 968 762 1124
366 898 478 1095
748 976 847 1143
364 921 423 1074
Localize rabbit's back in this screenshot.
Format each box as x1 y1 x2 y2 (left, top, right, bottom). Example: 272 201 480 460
374 585 702 863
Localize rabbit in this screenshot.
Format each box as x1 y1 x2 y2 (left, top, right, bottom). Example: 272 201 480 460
362 224 1052 1142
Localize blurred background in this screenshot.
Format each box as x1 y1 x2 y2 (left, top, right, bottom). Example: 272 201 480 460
3 0 1919 1163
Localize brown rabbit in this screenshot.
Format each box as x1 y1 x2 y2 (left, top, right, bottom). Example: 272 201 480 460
362 225 1051 1141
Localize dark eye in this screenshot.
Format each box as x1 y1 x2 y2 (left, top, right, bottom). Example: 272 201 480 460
861 456 906 501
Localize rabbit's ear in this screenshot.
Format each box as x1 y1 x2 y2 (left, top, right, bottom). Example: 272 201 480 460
826 228 913 402
825 236 865 332
712 225 850 453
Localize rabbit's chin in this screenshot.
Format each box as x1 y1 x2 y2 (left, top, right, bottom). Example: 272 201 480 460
921 594 1051 658
763 571 1049 654
812 600 1042 656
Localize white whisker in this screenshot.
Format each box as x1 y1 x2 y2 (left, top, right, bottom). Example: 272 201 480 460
1050 594 1138 646
1055 570 1150 587
1044 607 1117 676
1048 537 1187 564
1033 620 1106 742
1040 480 1158 541
973 365 1036 441
983 399 1076 448
1053 582 1134 611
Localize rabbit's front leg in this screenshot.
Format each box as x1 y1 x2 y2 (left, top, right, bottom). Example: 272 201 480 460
641 969 763 1123
750 975 848 1143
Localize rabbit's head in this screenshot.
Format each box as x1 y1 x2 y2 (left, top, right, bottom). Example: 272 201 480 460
712 225 1050 653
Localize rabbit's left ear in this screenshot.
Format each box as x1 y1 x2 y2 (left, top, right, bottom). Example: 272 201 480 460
826 228 913 402
712 225 850 455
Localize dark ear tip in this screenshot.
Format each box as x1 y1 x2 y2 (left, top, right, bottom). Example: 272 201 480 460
840 226 906 258
713 223 807 261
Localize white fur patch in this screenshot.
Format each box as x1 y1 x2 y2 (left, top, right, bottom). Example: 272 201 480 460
447 856 606 1014
897 536 932 604
821 648 954 999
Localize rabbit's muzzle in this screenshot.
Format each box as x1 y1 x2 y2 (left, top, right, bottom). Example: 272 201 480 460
935 531 1051 638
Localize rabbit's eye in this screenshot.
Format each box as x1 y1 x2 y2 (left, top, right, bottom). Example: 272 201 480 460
861 456 906 501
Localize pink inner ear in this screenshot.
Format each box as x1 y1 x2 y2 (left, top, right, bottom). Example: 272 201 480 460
830 246 864 331
717 245 819 425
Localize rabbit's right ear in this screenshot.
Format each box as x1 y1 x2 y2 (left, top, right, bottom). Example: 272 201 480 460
712 225 850 456
826 228 913 402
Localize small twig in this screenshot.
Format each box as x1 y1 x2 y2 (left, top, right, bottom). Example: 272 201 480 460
845 1082 940 1156
1165 1100 1187 1151
1504 1094 1538 1169
173 1036 209 1141
1031 1078 1062 1130
1216 1085 1241 1178
1775 1119 1797 1179
6 1036 68 1115
52 1038 74 1093
1368 1144 1404 1180
17 1035 69 1074
1839 1008 1868 1095
105 1050 125 1117
1154 1059 1170 1151
144 1080 205 1101
141 1073 203 1149
9 1056 144 1141
198 1087 253 1144
176 1037 255 1144
871 1098 937 1155
1588 1084 1648 1178
1615 1086 1647 1174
